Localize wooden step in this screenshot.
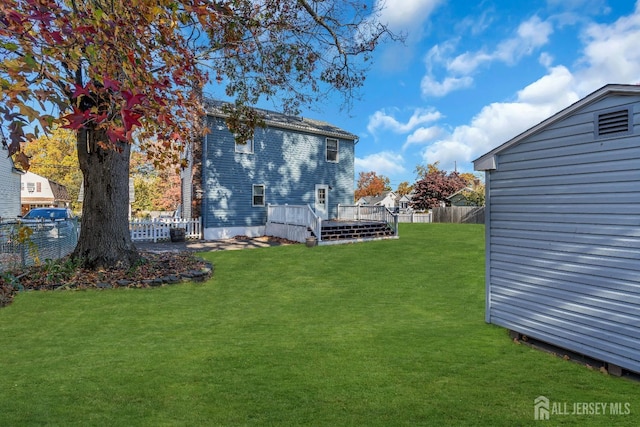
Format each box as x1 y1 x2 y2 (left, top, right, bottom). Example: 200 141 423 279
320 221 395 241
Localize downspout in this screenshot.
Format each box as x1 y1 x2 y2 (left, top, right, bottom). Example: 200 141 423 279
200 132 208 240
484 171 492 324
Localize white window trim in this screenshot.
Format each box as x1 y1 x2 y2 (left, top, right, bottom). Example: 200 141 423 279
326 138 339 163
235 138 254 154
252 184 265 207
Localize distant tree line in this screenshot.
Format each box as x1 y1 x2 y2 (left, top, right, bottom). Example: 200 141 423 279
355 162 485 210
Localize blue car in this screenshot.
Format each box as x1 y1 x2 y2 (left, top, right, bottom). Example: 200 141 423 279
20 208 77 239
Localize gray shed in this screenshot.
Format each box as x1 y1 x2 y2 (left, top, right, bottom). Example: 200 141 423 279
474 84 640 375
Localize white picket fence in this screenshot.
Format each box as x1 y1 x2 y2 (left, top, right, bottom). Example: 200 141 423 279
396 212 433 223
130 217 202 242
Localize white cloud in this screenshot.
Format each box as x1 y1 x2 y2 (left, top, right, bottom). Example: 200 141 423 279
422 15 553 97
538 52 554 68
355 151 406 176
367 108 442 135
574 1 640 92
455 10 494 36
365 0 444 71
421 75 474 97
377 1 640 176
376 0 443 39
422 66 578 172
515 15 554 53
416 2 640 172
446 52 493 76
448 16 553 74
516 65 577 105
403 126 443 150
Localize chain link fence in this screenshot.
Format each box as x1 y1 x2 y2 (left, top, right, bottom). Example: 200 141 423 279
0 218 79 272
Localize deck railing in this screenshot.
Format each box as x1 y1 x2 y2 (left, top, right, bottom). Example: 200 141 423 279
129 217 202 242
266 204 322 243
337 205 399 236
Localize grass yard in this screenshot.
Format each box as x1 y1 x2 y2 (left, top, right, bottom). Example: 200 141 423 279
0 224 637 426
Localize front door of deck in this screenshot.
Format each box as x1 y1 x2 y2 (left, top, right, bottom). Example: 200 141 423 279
314 184 329 220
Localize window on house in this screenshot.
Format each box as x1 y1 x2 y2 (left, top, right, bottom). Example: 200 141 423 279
317 187 326 206
235 138 254 154
597 109 631 137
326 138 338 162
252 184 265 206
36 182 41 192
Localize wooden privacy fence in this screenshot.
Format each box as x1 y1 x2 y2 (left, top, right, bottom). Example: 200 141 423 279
432 207 485 224
130 217 202 242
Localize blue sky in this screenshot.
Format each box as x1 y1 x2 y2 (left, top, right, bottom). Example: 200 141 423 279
276 0 640 190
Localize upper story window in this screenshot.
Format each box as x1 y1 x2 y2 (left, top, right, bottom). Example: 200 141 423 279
252 184 265 207
326 138 338 162
235 138 254 154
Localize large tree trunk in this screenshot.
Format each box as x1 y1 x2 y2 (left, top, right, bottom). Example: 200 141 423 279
72 126 139 269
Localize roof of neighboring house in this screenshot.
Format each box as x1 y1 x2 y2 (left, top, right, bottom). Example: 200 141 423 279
358 191 396 206
446 187 474 200
21 171 70 203
204 99 358 142
474 84 640 171
49 180 70 202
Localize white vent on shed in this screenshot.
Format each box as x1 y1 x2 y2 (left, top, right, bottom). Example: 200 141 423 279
597 109 629 136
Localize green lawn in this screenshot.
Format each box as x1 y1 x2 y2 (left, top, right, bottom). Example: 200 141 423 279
0 224 637 426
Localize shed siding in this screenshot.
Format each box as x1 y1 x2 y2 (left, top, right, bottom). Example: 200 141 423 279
486 95 640 373
0 150 21 218
203 116 354 230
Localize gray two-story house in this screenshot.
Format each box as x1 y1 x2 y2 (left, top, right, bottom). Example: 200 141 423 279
183 101 358 240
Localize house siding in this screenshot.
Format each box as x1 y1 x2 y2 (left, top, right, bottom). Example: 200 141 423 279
0 148 21 218
483 94 640 373
202 116 355 236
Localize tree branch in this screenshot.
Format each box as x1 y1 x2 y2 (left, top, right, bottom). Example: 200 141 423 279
296 0 345 56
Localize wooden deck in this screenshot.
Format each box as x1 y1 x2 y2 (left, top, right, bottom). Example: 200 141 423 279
265 205 399 245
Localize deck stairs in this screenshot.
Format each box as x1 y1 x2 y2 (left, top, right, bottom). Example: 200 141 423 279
314 220 395 242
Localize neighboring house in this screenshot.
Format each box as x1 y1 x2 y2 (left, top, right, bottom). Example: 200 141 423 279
0 141 24 219
356 191 397 209
182 100 358 240
397 194 412 212
446 187 477 206
474 84 640 375
21 171 70 214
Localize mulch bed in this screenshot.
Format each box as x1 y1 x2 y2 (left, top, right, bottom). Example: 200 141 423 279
0 251 213 308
